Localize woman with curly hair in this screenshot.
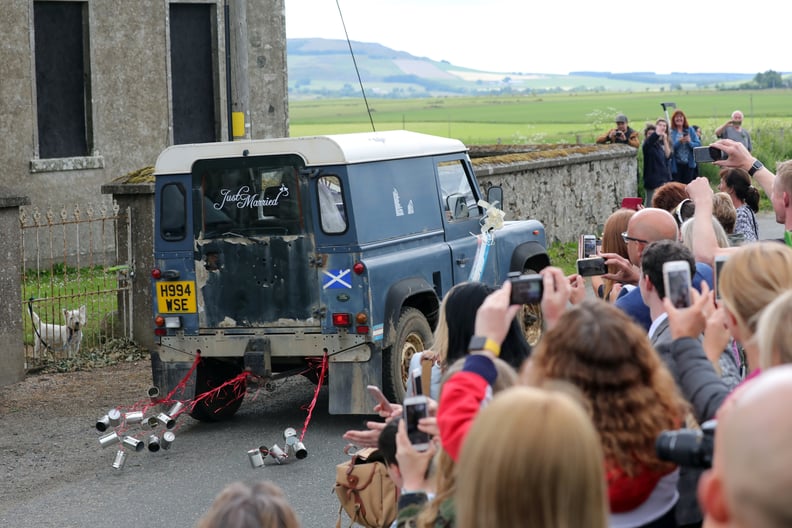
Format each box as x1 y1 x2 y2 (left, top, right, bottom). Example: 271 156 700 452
523 298 687 528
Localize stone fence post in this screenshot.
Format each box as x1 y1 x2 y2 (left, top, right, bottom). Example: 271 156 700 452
101 181 155 351
0 189 30 387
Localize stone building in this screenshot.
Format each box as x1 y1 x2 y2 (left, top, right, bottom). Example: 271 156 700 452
1 0 288 211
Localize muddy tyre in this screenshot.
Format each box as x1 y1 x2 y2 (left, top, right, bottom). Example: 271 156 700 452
189 358 246 422
382 307 433 404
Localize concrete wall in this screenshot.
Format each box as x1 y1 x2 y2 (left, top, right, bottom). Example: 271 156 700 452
0 0 287 214
0 191 30 387
472 144 638 243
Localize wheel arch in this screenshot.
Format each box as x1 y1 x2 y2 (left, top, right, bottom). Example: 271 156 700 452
510 241 550 273
382 278 440 349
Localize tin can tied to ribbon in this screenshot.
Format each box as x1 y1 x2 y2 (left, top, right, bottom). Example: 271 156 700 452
248 448 265 468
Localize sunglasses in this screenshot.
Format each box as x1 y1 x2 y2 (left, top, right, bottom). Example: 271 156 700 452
621 232 649 244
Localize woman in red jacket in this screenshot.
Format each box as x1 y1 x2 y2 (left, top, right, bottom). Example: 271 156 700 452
524 299 687 528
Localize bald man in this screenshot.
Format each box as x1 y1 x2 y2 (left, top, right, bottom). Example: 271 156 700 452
699 365 792 527
602 207 713 331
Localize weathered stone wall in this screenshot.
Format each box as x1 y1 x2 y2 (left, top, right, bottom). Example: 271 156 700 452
0 191 30 387
0 0 287 214
472 144 638 243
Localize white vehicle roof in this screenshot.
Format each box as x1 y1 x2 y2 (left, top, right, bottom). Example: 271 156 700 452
154 130 468 174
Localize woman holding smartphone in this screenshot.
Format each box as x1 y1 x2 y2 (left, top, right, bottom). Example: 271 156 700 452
642 118 673 206
669 109 701 185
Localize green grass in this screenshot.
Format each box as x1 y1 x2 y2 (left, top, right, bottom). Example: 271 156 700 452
22 264 119 347
546 241 578 276
290 90 792 145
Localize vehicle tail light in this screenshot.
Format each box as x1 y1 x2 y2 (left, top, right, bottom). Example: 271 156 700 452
151 268 162 279
155 316 165 327
356 312 368 324
164 316 182 329
353 262 365 275
356 325 369 334
332 313 351 327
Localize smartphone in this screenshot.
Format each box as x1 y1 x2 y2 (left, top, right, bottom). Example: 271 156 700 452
663 260 692 309
509 273 544 305
714 254 729 301
621 197 643 211
411 367 423 396
693 146 728 164
366 385 393 414
403 395 431 451
580 234 597 259
576 257 607 277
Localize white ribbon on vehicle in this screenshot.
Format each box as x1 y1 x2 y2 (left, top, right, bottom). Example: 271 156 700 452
468 200 506 282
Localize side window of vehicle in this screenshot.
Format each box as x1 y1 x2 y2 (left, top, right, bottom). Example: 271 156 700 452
161 183 186 241
317 175 347 234
437 160 478 221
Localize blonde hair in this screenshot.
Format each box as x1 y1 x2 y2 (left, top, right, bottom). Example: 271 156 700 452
712 192 737 234
756 289 792 369
196 481 300 528
456 386 608 528
719 242 792 339
680 217 730 251
415 356 518 528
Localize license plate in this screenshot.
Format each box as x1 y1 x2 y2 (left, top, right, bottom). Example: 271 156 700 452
156 281 197 313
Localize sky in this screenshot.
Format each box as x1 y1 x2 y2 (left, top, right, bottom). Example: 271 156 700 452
285 0 788 75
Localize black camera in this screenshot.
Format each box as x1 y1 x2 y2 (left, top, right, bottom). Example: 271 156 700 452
655 419 716 469
508 272 543 305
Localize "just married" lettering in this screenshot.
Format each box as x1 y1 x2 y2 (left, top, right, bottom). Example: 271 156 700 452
213 184 289 210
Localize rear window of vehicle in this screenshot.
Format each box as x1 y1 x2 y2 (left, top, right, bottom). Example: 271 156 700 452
193 155 305 238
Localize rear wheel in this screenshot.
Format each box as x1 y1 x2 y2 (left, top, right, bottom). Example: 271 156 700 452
190 358 246 422
382 307 433 404
518 264 546 346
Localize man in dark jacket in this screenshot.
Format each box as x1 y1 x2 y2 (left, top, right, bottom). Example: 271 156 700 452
596 113 640 148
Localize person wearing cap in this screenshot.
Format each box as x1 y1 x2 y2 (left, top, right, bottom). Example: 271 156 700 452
596 113 640 148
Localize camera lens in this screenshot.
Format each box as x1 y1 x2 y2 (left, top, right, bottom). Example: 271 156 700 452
655 429 712 468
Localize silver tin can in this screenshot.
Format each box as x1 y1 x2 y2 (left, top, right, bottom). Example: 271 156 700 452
156 412 176 429
98 431 121 449
248 448 265 468
122 435 145 452
112 449 127 470
161 431 175 450
107 408 122 427
124 410 144 425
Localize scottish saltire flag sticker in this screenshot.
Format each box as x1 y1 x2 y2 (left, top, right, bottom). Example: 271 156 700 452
323 269 352 289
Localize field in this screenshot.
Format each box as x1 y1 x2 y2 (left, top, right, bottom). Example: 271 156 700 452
289 90 792 145
290 89 792 273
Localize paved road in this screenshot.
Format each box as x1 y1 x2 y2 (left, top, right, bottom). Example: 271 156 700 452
1 376 373 528
757 210 784 241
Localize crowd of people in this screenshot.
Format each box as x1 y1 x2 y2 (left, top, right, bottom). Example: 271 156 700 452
192 115 792 528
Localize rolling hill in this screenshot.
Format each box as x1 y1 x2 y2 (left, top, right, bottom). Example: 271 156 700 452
287 38 756 99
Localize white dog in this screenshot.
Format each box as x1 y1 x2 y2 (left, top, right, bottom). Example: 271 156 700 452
31 305 86 358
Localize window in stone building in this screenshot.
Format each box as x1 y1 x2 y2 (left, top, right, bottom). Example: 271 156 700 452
169 3 219 145
33 1 93 159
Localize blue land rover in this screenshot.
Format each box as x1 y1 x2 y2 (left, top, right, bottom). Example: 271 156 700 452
151 130 548 419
